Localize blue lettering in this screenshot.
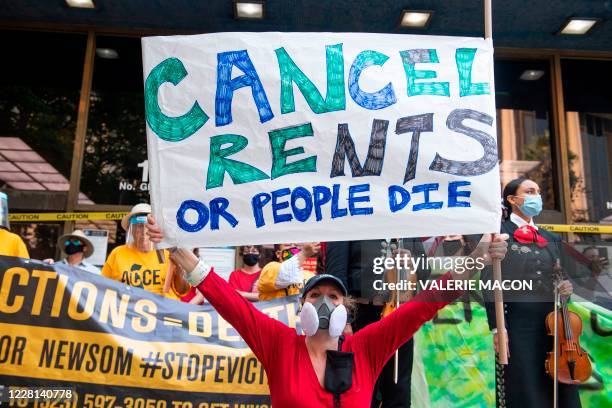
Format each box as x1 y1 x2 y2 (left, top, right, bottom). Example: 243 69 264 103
251 193 271 228
176 200 209 232
331 184 348 219
272 188 292 224
348 184 373 216
313 185 332 221
388 185 411 212
215 50 274 126
348 50 396 110
448 181 472 207
291 187 314 222
412 183 443 211
210 197 238 230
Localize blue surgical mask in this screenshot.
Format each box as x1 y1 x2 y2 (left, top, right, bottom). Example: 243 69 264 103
518 194 543 217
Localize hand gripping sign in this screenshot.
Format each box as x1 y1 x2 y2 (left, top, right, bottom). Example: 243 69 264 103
142 32 501 247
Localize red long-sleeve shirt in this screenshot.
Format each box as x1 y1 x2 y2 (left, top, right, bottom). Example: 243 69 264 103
197 269 462 407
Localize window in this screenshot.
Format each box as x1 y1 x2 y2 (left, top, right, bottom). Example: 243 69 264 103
0 30 86 208
10 223 62 260
562 59 612 226
80 36 149 206
0 30 86 259
494 58 559 212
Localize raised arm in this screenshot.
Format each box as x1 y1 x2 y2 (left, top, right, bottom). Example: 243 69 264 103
353 271 463 374
181 252 293 367
144 219 293 367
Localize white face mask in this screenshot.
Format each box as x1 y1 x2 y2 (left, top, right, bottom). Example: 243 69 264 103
300 295 347 338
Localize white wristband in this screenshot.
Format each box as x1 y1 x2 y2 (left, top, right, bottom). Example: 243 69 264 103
185 261 212 287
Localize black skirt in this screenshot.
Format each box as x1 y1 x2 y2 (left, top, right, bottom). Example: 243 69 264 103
495 302 581 408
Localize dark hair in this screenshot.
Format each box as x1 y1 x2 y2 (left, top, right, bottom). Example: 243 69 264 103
502 178 528 220
240 245 263 255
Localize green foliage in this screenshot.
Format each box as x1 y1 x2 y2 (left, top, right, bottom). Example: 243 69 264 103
81 89 149 205
0 85 79 181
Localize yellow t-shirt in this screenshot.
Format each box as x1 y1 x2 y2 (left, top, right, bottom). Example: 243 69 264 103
0 229 29 258
101 245 180 299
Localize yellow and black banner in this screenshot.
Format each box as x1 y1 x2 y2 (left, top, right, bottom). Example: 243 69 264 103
0 256 299 407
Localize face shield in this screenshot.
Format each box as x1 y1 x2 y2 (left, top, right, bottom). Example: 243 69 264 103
126 215 153 252
0 192 9 230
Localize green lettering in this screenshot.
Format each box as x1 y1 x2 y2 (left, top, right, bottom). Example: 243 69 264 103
206 134 269 189
269 123 317 179
144 58 208 142
400 49 450 97
456 48 490 96
275 44 345 114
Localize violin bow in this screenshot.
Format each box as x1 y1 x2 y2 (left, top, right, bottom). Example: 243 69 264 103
394 239 402 383
394 238 413 383
381 238 412 383
553 259 562 408
493 253 508 364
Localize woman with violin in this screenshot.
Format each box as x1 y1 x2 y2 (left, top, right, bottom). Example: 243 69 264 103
482 177 588 408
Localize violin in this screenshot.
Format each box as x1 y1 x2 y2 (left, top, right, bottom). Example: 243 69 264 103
381 239 415 318
544 261 592 384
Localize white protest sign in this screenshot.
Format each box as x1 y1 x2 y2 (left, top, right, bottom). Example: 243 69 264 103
83 229 109 267
142 32 501 247
197 247 236 281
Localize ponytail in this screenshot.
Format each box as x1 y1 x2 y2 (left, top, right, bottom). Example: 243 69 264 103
502 178 528 220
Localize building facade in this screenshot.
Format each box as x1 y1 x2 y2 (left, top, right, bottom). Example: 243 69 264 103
1 1 610 259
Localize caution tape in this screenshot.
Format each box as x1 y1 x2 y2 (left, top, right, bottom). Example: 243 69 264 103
9 212 128 222
7 212 612 234
539 224 612 234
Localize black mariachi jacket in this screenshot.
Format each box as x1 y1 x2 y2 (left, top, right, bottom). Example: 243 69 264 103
481 219 563 331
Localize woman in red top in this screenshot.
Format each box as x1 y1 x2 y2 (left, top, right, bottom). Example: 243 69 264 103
181 246 263 304
147 218 507 407
228 245 262 301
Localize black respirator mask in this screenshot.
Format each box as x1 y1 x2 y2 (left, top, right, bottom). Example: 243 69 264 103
443 239 464 256
242 253 260 266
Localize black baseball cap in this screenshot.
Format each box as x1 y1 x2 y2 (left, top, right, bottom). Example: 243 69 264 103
302 274 348 298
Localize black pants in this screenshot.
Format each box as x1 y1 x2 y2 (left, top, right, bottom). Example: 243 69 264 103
353 303 413 408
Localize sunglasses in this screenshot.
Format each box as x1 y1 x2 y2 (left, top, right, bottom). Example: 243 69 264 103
65 239 82 246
